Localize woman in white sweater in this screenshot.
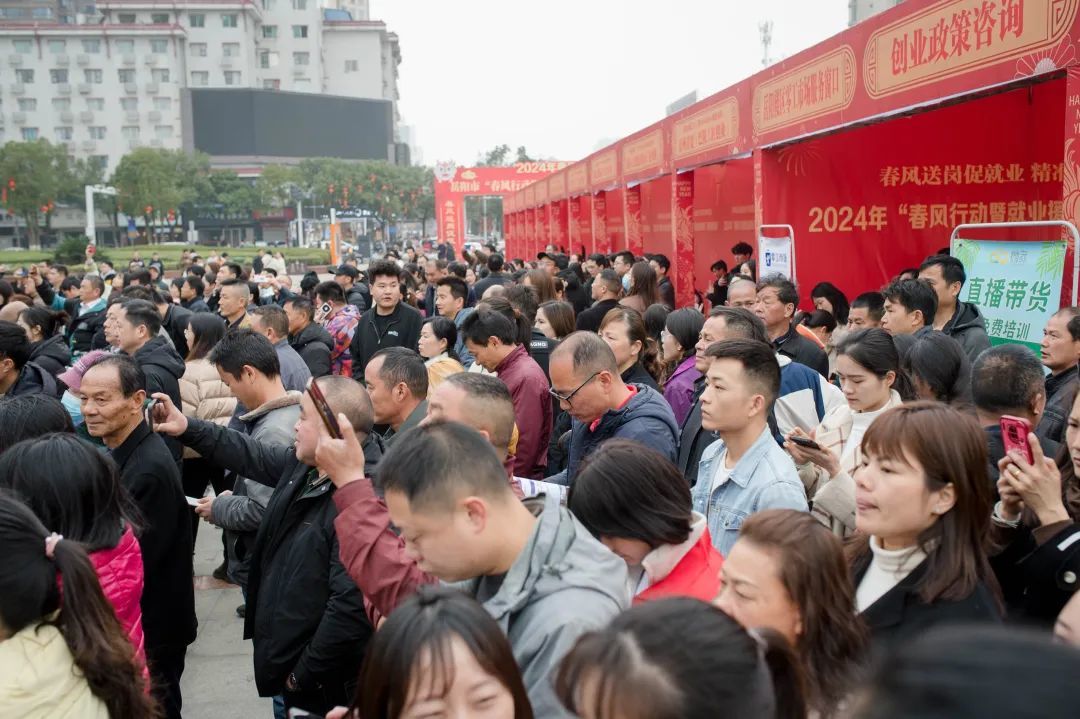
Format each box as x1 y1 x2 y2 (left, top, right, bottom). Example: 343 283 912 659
785 328 913 536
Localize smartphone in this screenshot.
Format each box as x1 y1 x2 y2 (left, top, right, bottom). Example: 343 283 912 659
789 435 822 451
1000 415 1035 464
320 302 332 316
307 379 342 439
185 496 201 508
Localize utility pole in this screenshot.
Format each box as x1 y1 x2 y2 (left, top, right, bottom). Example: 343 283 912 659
759 21 773 68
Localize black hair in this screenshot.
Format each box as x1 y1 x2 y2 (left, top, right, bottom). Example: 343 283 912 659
851 292 886 322
125 269 152 287
0 319 32 369
881 279 937 326
18 305 68 338
971 343 1045 414
183 275 205 298
487 253 505 272
461 306 519 347
538 300 577 340
800 309 837 333
119 285 156 303
0 493 157 718
119 298 162 337
208 328 281 380
224 261 244 279
446 261 467 280
368 259 402 283
704 338 781 409
372 346 429 400
663 308 705 362
757 277 799 307
249 305 290 338
650 253 671 272
88 355 146 398
422 316 461 363
810 282 850 324
853 625 1080 719
60 276 81 294
378 421 513 509
284 294 315 322
836 329 916 401
595 268 622 295
504 284 540 327
588 253 611 268
314 280 346 305
435 275 469 302
644 303 671 346
0 433 137 551
918 254 966 287
570 440 692 548
710 259 729 274
186 313 227 362
731 241 754 256
556 598 806 719
188 264 206 279
706 306 770 344
614 250 636 266
903 332 972 407
0 395 74 453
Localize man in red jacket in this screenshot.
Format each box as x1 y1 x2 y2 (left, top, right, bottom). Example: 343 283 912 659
461 308 552 479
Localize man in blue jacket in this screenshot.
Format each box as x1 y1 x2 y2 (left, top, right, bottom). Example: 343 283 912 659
546 331 678 485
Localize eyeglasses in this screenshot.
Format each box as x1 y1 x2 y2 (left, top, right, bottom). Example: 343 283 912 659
549 371 599 407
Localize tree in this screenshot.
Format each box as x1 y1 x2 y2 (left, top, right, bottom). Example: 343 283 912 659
0 140 76 248
515 146 535 163
254 163 298 213
198 171 259 244
478 144 512 167
111 148 209 244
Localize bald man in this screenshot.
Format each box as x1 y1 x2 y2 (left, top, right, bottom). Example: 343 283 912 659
0 300 29 323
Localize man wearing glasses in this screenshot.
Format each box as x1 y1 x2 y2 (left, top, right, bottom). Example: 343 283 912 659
545 331 678 485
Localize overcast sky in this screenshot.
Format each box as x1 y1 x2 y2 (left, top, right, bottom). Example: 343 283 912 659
370 0 850 166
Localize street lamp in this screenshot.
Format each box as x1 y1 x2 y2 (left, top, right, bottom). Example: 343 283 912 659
84 184 117 245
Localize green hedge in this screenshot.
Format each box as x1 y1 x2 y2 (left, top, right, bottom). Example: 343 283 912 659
0 244 329 270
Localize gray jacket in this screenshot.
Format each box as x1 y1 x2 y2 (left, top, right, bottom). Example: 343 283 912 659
211 392 302 588
458 492 629 717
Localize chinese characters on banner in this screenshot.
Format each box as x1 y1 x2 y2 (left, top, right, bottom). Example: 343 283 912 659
951 238 1066 351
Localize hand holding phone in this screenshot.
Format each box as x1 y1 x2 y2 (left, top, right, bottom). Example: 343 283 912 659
788 435 822 451
307 379 342 439
1000 415 1034 465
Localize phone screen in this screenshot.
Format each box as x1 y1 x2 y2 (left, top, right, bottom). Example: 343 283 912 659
307 380 342 439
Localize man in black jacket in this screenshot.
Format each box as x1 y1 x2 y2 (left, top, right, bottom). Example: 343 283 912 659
150 376 375 716
472 253 514 298
80 355 196 719
0 321 59 398
575 269 622 334
285 296 334 378
350 260 423 381
31 270 108 357
649 253 676 308
155 290 193 358
180 275 211 314
754 277 829 377
334 264 369 312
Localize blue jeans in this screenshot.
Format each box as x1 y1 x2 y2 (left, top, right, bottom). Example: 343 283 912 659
272 695 285 719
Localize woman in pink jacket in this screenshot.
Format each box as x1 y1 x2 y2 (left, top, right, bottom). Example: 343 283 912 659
0 433 146 664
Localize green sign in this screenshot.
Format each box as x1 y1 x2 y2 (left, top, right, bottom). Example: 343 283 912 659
951 239 1066 352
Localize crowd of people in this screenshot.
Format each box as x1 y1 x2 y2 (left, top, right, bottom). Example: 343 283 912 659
2 239 1080 718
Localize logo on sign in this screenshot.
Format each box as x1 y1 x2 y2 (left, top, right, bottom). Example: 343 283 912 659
434 161 457 183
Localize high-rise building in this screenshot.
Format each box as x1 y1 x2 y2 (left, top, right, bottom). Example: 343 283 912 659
849 0 905 26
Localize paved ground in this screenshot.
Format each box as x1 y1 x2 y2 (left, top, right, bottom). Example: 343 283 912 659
181 523 271 718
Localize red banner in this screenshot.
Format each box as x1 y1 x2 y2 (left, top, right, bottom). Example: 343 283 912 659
625 186 644 256
606 188 626 251
674 172 695 308
693 159 756 297
594 192 611 255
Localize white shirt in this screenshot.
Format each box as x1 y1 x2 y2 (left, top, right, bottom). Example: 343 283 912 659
707 448 733 496
855 536 928 612
843 402 894 466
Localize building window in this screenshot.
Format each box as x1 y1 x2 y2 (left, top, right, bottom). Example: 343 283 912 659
13 39 32 54
263 79 280 90
344 59 358 72
259 50 278 69
114 39 134 54
118 68 136 83
224 71 241 85
31 7 52 18
150 39 168 54
47 39 67 54
21 128 39 141
88 126 106 140
222 13 238 27
117 12 135 22
89 155 108 171
122 126 139 140
153 97 171 110
86 98 104 111
81 39 101 53
53 98 71 111
151 68 170 82
292 25 307 38
155 125 173 139
15 69 34 84
55 127 73 141
151 12 168 23
189 13 205 27
190 42 207 57
191 71 209 86
292 0 307 8
262 25 277 38
120 97 137 111
50 69 69 84
223 42 240 57
17 98 37 111
84 68 103 84
293 51 309 66
261 0 275 9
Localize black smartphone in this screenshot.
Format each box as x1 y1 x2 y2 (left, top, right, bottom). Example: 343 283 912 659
788 435 821 451
307 379 342 439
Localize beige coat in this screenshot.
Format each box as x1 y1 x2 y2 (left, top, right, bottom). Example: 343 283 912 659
0 622 109 719
179 358 237 458
798 390 904 537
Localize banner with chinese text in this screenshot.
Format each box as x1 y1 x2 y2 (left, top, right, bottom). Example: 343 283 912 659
951 238 1066 351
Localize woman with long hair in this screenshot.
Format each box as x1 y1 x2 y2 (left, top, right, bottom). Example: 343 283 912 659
17 305 71 378
535 300 575 341
418 316 466 388
179 314 236 543
785 328 913 536
599 306 662 391
555 598 807 719
0 493 158 717
523 269 557 304
717 509 868 717
570 441 723 603
346 586 532 719
660 308 705 425
903 331 973 409
619 261 661 314
811 282 850 325
848 402 1000 648
0 434 147 664
643 303 670 350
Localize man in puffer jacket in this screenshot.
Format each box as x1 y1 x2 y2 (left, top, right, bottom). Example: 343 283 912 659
545 332 678 485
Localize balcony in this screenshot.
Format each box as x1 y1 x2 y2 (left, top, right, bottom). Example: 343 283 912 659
55 54 70 66
125 110 139 122
79 110 94 122
60 111 74 122
148 110 162 122
77 83 91 94
121 54 135 66
11 83 25 95
145 82 159 94
8 54 23 66
76 54 89 66
12 112 26 125
56 83 72 95
81 140 97 152
124 82 138 94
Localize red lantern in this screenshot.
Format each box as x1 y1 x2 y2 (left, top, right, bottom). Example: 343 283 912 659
167 209 176 222
144 205 153 215
328 184 335 195
7 178 15 190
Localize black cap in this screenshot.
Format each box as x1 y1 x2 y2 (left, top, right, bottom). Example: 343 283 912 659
537 252 570 270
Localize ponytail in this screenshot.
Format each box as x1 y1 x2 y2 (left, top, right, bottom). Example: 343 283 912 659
641 336 663 386
755 628 809 719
